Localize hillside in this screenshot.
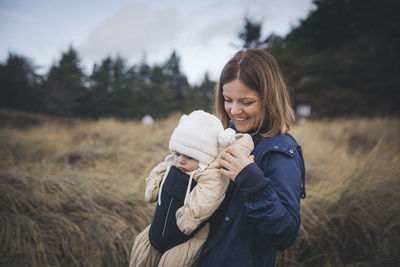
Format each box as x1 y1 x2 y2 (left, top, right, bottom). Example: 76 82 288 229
1 111 399 266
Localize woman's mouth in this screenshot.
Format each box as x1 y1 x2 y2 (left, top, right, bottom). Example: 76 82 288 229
234 116 248 122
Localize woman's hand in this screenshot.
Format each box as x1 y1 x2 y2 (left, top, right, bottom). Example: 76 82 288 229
219 147 254 181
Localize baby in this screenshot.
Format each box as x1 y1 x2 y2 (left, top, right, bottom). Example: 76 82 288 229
129 110 253 267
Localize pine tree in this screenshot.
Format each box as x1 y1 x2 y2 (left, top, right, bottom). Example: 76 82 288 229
0 53 41 111
162 51 190 112
44 46 88 117
238 17 265 49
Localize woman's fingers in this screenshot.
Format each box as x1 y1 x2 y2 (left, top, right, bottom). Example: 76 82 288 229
219 167 228 176
219 166 236 180
219 148 255 181
221 149 236 161
225 147 239 157
219 157 231 169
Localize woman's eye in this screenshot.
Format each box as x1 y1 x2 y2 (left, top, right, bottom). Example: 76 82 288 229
243 101 254 106
224 98 232 103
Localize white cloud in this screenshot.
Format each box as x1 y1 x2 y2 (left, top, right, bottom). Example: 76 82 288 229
173 0 315 83
194 17 242 45
74 0 315 83
78 2 182 63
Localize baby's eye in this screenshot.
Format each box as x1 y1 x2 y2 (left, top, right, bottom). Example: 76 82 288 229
186 156 194 160
174 152 181 157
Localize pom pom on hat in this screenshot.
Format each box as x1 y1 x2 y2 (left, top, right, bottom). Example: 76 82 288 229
218 128 236 149
169 110 234 165
178 114 188 124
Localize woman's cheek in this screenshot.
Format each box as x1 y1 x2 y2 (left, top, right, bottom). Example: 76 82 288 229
224 103 232 117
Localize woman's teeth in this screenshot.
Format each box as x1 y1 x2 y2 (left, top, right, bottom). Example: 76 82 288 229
235 117 247 121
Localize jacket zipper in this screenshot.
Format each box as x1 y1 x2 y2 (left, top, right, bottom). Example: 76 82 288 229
162 198 173 238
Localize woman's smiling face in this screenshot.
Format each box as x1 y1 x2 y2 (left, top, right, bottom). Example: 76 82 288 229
222 79 263 133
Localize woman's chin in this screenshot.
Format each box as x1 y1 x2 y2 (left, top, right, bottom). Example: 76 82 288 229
233 123 251 133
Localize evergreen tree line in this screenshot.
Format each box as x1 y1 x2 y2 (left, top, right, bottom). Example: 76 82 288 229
1 0 399 119
0 49 215 119
256 0 399 116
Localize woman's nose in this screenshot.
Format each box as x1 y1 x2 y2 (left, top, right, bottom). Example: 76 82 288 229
231 103 242 115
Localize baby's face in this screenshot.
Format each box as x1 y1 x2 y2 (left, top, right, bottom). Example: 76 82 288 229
172 151 199 172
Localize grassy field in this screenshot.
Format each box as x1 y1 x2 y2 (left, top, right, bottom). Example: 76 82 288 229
0 109 399 266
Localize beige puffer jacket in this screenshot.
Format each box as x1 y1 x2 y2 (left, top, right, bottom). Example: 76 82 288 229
144 133 254 235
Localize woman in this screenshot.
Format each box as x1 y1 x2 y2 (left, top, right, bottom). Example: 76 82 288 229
196 49 306 267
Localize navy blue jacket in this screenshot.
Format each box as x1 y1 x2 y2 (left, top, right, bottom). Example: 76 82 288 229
196 132 305 267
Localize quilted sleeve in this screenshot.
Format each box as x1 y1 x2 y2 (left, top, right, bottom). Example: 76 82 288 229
176 133 254 235
176 163 230 235
144 161 168 203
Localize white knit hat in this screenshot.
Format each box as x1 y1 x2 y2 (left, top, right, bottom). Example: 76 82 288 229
169 110 236 166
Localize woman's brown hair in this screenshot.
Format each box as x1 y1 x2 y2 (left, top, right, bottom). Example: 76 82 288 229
215 49 295 137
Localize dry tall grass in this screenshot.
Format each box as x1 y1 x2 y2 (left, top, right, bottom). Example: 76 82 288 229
1 110 399 266
279 118 400 266
0 110 179 266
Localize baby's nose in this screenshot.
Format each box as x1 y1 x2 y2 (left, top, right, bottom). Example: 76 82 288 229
178 155 187 164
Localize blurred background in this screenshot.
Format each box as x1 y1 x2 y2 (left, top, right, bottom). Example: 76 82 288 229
1 0 398 120
1 0 399 266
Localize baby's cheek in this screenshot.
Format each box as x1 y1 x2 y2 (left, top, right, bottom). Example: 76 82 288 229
189 160 199 171
172 157 179 166
194 161 200 170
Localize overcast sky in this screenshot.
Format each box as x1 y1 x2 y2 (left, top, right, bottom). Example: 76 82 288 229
0 0 315 84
